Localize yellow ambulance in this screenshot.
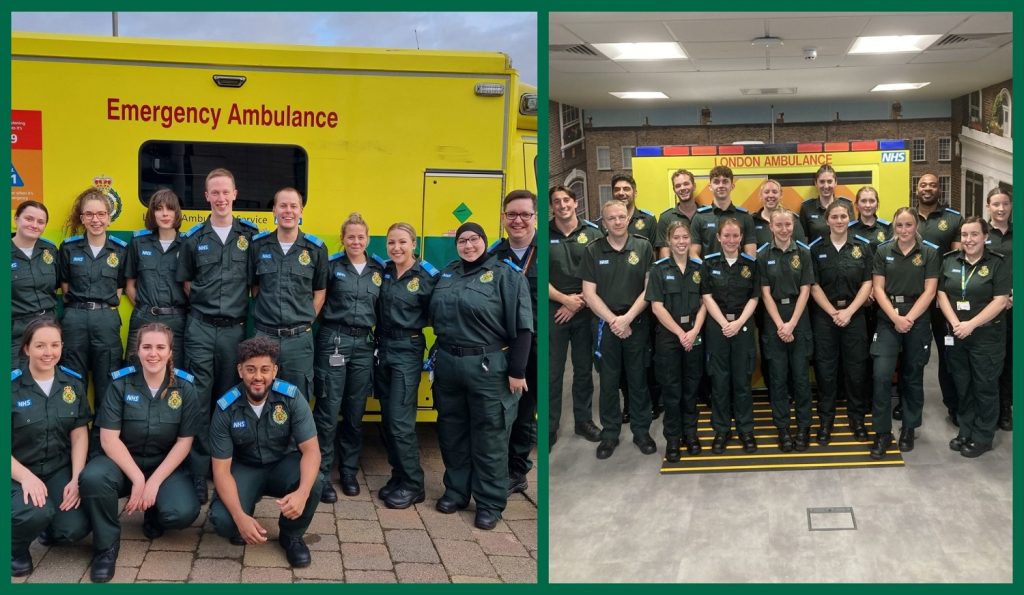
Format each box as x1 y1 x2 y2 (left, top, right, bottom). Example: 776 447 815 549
11 32 537 419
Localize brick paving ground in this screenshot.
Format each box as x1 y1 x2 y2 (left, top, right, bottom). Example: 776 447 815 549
12 424 538 583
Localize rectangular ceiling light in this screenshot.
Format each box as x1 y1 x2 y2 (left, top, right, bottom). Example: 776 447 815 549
849 35 942 54
592 42 687 61
609 91 669 99
871 82 931 92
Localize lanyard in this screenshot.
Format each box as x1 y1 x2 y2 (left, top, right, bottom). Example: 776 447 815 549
961 261 980 299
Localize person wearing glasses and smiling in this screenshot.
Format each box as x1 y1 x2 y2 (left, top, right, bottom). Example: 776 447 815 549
488 190 538 498
429 221 532 530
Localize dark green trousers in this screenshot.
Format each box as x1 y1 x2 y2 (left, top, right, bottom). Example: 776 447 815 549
508 344 537 476
209 453 324 540
705 318 756 435
126 309 186 369
433 349 518 514
762 311 813 430
931 305 959 415
11 465 90 555
376 334 426 492
947 324 1006 445
594 316 652 441
313 328 374 476
184 315 245 479
871 314 932 434
60 307 122 409
79 456 199 549
812 309 869 425
258 329 315 400
653 327 704 439
549 308 595 433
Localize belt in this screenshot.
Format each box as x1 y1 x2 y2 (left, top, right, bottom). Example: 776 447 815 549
831 298 850 308
12 309 55 321
321 323 371 337
723 312 742 322
256 322 312 337
438 342 507 357
67 301 116 311
138 304 188 316
378 328 422 339
775 296 797 306
191 312 246 327
889 294 920 305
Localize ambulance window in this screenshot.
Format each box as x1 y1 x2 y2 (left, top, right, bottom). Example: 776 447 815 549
139 141 308 211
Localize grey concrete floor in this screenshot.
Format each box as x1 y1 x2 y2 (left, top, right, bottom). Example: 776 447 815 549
549 351 1013 583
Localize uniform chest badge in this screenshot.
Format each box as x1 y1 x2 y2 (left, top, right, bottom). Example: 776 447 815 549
790 254 801 269
634 219 645 230
912 254 924 267
372 271 383 287
236 236 249 251
106 253 119 268
407 277 420 292
877 231 886 242
62 385 77 404
272 403 288 425
978 265 990 277
741 265 752 279
167 390 182 410
577 233 589 245
851 245 863 259
692 271 701 284
42 249 54 264
480 270 494 283
938 219 949 231
298 249 311 266
627 251 639 266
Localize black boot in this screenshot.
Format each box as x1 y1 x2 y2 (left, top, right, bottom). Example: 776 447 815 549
869 433 893 460
90 544 119 583
11 551 33 578
793 427 811 452
665 437 681 463
684 434 702 456
850 419 869 442
892 402 903 421
816 421 833 445
777 428 794 453
711 432 731 455
998 406 1013 431
898 427 915 452
739 432 757 453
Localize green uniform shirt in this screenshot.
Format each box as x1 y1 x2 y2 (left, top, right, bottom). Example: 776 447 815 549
176 217 258 318
11 365 90 478
848 218 892 248
11 238 59 317
916 207 963 252
489 237 538 329
321 252 384 328
938 249 1011 323
124 229 187 308
800 196 853 243
578 235 653 314
654 207 698 249
379 260 439 331
549 218 603 298
645 256 703 328
689 203 757 256
251 230 329 327
58 234 127 305
430 254 533 346
700 252 759 315
986 222 1013 265
757 241 815 301
598 208 657 243
809 234 873 303
872 239 941 300
96 366 200 469
752 209 807 248
209 379 317 466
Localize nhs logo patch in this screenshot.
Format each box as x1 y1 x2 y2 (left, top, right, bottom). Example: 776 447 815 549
261 253 273 260
881 151 907 163
125 394 141 403
17 399 32 407
198 244 210 252
598 259 610 265
232 420 247 429
141 250 153 257
72 256 85 264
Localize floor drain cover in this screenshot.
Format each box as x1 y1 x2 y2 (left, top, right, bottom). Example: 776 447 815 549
807 507 857 531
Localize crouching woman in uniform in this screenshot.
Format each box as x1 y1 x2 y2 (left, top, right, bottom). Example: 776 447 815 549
11 318 91 578
646 220 706 461
79 323 200 582
429 222 533 531
938 217 1011 458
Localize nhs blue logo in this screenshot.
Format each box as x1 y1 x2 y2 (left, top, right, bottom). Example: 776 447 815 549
881 152 907 163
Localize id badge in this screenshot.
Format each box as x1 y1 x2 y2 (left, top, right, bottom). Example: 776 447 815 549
956 301 971 311
944 335 955 346
329 352 347 367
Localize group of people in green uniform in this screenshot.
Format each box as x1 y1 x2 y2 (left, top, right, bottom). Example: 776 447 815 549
549 166 1013 465
10 169 537 581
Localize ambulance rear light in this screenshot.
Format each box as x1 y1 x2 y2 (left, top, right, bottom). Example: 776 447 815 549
213 75 247 88
519 93 538 116
474 83 505 97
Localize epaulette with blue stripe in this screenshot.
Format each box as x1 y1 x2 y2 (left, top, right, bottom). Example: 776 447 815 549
922 240 939 250
110 366 136 380
303 233 324 248
808 237 823 248
944 249 959 257
654 256 670 265
133 228 152 238
185 223 204 238
371 253 388 268
583 219 600 229
38 237 56 248
108 235 128 248
877 218 891 225
689 257 703 266
704 251 722 259
272 379 298 398
252 230 272 241
238 218 259 230
63 235 85 245
848 221 859 228
638 208 655 217
420 260 439 277
740 252 757 262
330 252 344 262
796 240 810 250
12 369 23 382
488 239 503 253
217 387 242 410
854 235 871 244
879 238 895 245
697 205 713 213
756 242 770 253
944 208 961 216
502 258 523 272
735 206 749 213
59 365 83 380
173 368 195 384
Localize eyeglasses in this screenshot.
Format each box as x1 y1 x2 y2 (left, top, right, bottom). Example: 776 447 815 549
81 212 109 220
503 212 535 221
456 235 483 246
